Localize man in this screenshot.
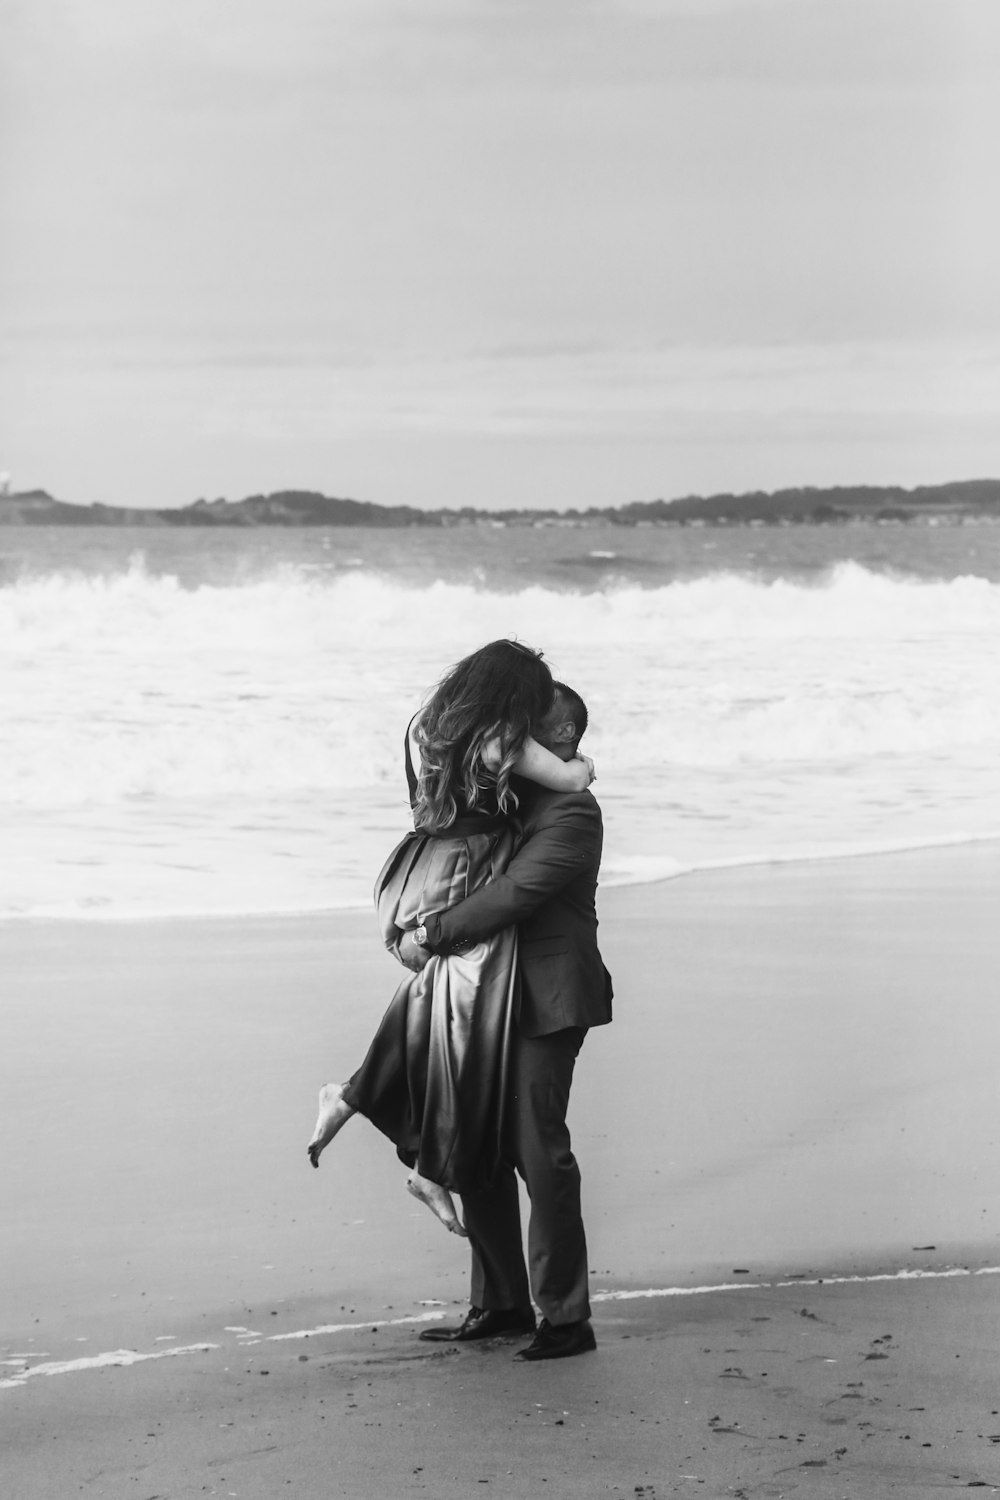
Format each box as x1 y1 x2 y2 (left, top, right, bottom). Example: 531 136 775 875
398 682 613 1361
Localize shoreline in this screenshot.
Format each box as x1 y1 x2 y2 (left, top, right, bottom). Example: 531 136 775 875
7 1262 1000 1385
3 827 999 927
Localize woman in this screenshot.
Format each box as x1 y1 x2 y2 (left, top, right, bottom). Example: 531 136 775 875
306 639 594 1236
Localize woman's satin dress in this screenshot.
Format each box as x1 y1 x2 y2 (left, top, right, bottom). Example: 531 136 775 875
342 755 518 1193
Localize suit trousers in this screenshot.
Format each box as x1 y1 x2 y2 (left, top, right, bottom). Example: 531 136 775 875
462 1024 590 1326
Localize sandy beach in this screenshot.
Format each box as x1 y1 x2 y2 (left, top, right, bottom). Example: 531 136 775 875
3 843 1000 1497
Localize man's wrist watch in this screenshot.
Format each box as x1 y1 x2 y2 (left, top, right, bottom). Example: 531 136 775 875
412 924 429 948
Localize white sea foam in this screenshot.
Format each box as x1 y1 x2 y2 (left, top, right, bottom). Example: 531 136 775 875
4 1270 996 1390
2 560 999 917
0 1342 218 1389
2 561 998 803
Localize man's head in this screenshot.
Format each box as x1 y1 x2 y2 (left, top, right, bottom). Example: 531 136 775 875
535 681 588 762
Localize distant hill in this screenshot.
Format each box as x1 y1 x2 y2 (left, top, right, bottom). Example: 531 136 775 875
3 481 1000 528
0 488 430 528
612 480 1000 526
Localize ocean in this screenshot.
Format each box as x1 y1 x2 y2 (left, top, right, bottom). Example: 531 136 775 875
2 519 999 920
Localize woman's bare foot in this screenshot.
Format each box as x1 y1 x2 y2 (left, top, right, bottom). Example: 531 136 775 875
306 1083 356 1168
406 1172 468 1237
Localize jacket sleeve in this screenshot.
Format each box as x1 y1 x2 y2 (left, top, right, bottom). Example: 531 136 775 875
422 794 601 952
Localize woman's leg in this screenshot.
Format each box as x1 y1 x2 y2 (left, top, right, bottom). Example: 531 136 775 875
306 1082 357 1168
307 962 423 1170
405 1171 469 1236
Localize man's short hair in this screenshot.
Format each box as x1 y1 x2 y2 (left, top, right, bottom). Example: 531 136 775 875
552 681 588 742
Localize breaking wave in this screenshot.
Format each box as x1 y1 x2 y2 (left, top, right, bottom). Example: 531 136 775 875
1 560 999 807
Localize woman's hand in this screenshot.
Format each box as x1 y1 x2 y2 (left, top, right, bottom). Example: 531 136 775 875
576 753 596 785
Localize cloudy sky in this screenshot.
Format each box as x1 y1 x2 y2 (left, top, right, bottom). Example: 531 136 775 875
3 0 999 510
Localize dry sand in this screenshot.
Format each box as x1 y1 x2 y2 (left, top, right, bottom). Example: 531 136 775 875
2 843 999 1497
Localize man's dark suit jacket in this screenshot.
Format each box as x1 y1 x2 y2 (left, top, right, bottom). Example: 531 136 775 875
421 779 613 1039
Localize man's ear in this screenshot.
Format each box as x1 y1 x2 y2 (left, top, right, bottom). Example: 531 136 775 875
551 718 578 746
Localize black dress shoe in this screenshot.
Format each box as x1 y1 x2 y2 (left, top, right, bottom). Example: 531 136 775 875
419 1305 536 1343
514 1317 597 1361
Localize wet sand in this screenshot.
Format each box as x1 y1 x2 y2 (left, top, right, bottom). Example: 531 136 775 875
3 843 1000 1496
4 1272 1000 1497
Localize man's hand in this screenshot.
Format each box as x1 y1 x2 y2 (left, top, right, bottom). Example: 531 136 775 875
398 930 432 972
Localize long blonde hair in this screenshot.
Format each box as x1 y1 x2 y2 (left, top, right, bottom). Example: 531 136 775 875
412 640 554 833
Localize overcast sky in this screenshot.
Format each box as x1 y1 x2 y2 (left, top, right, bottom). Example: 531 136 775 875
3 0 999 510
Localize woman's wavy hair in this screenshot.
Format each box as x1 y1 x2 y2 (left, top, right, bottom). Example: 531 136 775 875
412 639 554 833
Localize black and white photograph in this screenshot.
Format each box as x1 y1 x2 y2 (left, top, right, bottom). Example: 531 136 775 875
3 1 999 1494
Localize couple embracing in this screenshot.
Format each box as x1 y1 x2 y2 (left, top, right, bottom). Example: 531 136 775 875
307 639 613 1361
